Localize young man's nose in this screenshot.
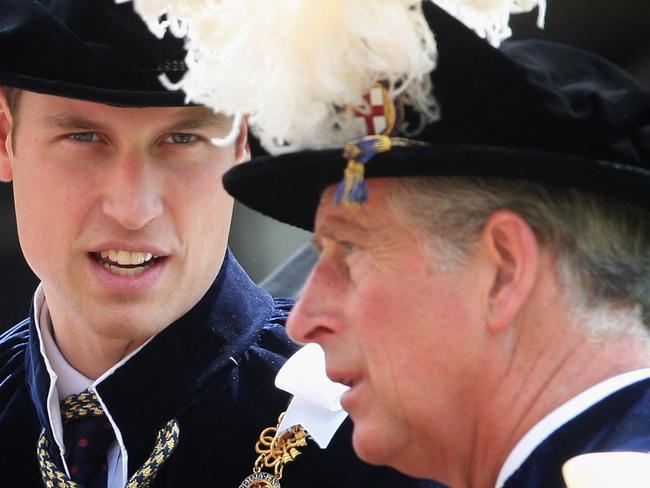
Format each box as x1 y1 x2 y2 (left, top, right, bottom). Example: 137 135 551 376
101 153 164 230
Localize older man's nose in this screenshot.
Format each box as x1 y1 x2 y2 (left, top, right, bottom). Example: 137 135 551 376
286 258 346 345
102 153 163 230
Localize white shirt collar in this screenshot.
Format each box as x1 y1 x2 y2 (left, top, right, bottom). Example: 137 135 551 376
495 368 650 487
38 291 94 400
33 284 155 486
33 284 75 475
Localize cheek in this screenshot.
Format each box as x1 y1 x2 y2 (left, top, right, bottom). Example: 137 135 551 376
11 154 93 274
13 139 97 204
175 162 233 223
350 283 408 375
170 162 234 261
352 274 469 378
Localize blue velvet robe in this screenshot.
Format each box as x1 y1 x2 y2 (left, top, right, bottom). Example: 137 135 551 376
502 378 650 487
0 251 436 487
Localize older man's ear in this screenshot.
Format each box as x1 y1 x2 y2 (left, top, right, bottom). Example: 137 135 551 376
0 92 14 182
479 209 540 334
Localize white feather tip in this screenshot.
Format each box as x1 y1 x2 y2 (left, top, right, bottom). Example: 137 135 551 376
123 0 545 153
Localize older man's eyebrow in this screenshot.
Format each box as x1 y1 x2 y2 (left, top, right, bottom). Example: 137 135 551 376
315 215 371 243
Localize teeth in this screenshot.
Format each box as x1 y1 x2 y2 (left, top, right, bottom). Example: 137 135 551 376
99 250 156 266
103 262 147 276
117 250 131 265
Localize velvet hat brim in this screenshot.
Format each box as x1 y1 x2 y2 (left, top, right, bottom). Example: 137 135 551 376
0 0 189 107
223 1 650 232
223 144 650 232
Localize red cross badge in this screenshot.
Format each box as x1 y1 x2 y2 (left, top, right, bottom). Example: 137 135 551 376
351 82 398 136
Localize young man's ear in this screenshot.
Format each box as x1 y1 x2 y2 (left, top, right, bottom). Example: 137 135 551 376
479 209 540 333
0 91 15 182
234 116 250 164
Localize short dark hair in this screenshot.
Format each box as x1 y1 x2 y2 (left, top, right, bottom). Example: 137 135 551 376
2 86 22 116
2 87 23 151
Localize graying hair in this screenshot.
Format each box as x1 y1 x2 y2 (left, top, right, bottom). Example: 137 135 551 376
388 177 650 335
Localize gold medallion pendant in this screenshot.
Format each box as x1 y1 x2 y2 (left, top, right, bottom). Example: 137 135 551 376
238 414 308 488
239 472 281 488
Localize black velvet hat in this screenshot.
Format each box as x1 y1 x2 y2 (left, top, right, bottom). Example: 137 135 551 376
223 1 650 232
0 0 188 106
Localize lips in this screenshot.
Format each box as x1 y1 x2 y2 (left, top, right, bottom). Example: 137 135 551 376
93 249 161 276
328 371 361 389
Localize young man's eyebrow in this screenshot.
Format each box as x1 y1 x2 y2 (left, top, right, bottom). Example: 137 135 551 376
40 110 234 134
41 113 110 131
163 112 234 133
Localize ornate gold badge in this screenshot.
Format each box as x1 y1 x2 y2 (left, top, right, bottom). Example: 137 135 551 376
238 471 281 488
239 413 309 488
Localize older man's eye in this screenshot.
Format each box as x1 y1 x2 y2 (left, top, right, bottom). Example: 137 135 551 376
341 241 358 255
70 132 98 142
168 133 196 144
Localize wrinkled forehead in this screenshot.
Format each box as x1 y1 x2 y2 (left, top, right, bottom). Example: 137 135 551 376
314 179 401 238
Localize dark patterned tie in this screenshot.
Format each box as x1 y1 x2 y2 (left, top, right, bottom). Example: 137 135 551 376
37 390 180 488
61 392 114 487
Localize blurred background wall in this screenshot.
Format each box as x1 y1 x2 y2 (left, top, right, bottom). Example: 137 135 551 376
2 0 650 330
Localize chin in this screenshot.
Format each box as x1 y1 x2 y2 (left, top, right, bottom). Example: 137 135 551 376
351 417 435 480
354 432 437 480
92 311 168 341
351 420 395 466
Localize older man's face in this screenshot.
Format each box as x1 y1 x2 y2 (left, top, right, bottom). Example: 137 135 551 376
287 178 487 477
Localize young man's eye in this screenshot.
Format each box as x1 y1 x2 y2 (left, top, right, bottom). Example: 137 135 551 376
167 133 196 144
70 132 98 142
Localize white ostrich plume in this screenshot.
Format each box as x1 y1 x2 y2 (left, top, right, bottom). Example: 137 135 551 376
432 0 546 46
119 0 545 153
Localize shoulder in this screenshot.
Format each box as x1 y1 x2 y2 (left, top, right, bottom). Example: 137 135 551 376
0 319 30 387
264 295 294 330
589 378 650 451
259 296 295 346
532 378 650 452
545 378 650 454
0 318 30 344
0 318 33 420
0 320 42 480
243 295 297 365
505 379 650 487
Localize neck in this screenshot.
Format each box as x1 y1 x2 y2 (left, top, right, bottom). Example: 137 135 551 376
41 298 150 380
466 313 650 488
52 325 147 379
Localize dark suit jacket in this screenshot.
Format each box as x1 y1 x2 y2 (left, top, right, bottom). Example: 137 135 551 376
0 250 436 487
503 378 650 487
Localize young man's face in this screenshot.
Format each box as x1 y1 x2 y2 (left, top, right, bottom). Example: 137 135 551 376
0 91 245 342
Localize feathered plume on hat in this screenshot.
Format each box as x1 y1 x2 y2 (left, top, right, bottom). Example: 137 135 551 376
117 0 545 153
